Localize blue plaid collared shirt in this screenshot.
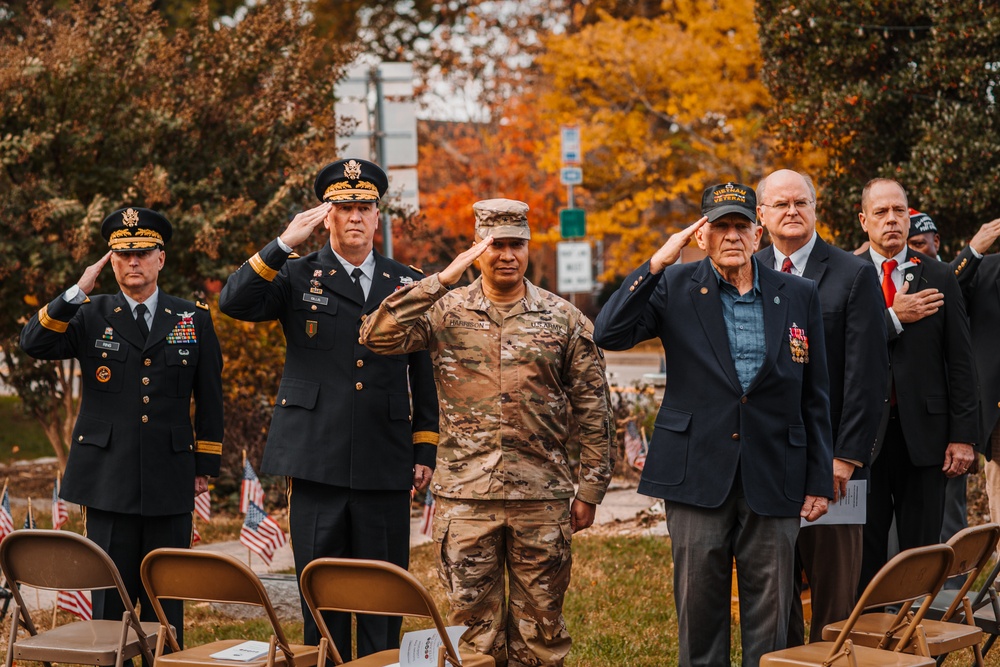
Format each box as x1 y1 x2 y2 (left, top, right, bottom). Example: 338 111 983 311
712 258 765 391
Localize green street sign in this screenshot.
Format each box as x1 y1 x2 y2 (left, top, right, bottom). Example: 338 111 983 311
560 208 585 238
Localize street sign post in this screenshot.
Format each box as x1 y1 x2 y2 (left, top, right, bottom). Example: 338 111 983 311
560 167 583 186
559 208 586 239
560 125 581 165
557 241 593 293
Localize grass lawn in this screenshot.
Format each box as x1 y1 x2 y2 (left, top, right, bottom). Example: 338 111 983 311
0 395 52 461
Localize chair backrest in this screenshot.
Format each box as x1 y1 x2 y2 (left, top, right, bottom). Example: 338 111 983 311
300 558 461 666
0 529 151 661
941 523 1000 620
140 548 293 659
825 544 954 657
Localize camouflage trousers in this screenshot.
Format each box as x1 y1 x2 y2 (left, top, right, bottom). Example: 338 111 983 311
433 497 573 667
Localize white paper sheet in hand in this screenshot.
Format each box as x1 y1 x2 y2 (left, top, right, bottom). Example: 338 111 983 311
801 479 866 527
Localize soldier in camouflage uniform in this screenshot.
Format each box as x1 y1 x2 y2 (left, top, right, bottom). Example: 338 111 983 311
360 199 614 667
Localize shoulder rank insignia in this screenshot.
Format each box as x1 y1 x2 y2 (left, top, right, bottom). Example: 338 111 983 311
196 301 209 310
408 265 424 275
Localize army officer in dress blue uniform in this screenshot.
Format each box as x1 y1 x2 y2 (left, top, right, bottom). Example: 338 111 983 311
219 158 439 658
20 207 224 648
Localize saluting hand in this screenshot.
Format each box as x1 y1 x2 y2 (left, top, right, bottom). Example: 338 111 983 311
438 235 494 287
77 251 112 295
278 202 333 248
650 216 708 274
969 218 1000 255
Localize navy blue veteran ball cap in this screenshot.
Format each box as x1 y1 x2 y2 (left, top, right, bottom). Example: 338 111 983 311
314 158 389 203
701 182 757 223
908 208 938 238
100 207 172 252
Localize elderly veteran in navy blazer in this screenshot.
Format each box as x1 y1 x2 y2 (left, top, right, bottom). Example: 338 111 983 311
595 182 833 667
219 158 438 658
20 207 224 648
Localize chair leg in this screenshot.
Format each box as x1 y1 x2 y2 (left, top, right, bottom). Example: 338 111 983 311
265 634 277 667
5 601 18 667
115 611 130 667
155 624 168 660
316 637 328 667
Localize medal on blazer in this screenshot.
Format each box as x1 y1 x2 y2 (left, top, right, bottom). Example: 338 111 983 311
103 327 114 340
167 313 198 344
789 323 809 364
309 278 323 295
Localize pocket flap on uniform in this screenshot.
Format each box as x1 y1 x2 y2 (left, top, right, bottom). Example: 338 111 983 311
171 425 194 453
655 407 692 433
788 425 807 447
72 414 112 448
926 396 948 415
165 346 200 366
276 378 319 410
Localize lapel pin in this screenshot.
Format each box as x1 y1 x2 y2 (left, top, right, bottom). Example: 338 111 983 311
774 296 780 304
905 273 914 282
329 269 337 276
382 272 390 279
700 287 708 294
114 306 122 312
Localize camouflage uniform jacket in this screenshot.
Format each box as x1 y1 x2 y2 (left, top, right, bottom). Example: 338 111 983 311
361 272 614 504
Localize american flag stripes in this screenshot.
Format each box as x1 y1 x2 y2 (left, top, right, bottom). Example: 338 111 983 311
194 490 211 523
420 489 435 537
240 459 264 514
52 477 69 530
0 486 13 541
57 589 93 621
623 419 648 471
239 501 286 565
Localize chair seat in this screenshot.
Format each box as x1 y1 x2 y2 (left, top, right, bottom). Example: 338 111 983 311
11 620 161 664
338 648 495 667
760 641 937 666
822 614 982 655
151 639 319 667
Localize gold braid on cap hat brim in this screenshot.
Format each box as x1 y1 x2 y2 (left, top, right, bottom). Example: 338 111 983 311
324 181 380 201
108 227 164 249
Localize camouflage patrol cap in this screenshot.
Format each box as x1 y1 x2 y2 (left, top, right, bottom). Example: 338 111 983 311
473 199 531 240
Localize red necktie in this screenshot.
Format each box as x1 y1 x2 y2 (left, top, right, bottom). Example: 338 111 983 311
881 259 898 307
780 257 794 274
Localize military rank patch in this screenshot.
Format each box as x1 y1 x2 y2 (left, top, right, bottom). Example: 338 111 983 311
167 312 198 344
96 366 111 383
789 323 809 364
306 320 318 338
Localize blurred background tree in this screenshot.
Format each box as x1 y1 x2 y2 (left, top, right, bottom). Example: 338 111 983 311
757 0 1000 254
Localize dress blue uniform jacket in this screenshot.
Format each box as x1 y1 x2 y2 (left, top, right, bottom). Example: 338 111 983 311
218 239 438 489
20 291 224 516
594 257 834 517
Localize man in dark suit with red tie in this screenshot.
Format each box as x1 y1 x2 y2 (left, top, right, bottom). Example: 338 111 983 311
856 177 979 592
595 182 833 666
754 169 888 645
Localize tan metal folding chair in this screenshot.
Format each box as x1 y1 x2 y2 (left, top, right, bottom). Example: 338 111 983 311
140 548 323 667
822 523 1000 666
1 529 159 667
300 557 494 667
760 543 954 666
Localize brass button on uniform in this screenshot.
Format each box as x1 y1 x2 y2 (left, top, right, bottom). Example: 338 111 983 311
181 359 188 366
78 435 84 442
143 396 150 404
144 358 152 367
311 304 318 311
356 382 363 391
740 396 748 404
731 433 740 440
141 415 149 423
356 359 364 368
142 377 150 386
281 398 287 405
101 352 108 358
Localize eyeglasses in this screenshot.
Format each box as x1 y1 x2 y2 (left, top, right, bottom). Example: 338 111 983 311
760 200 815 212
